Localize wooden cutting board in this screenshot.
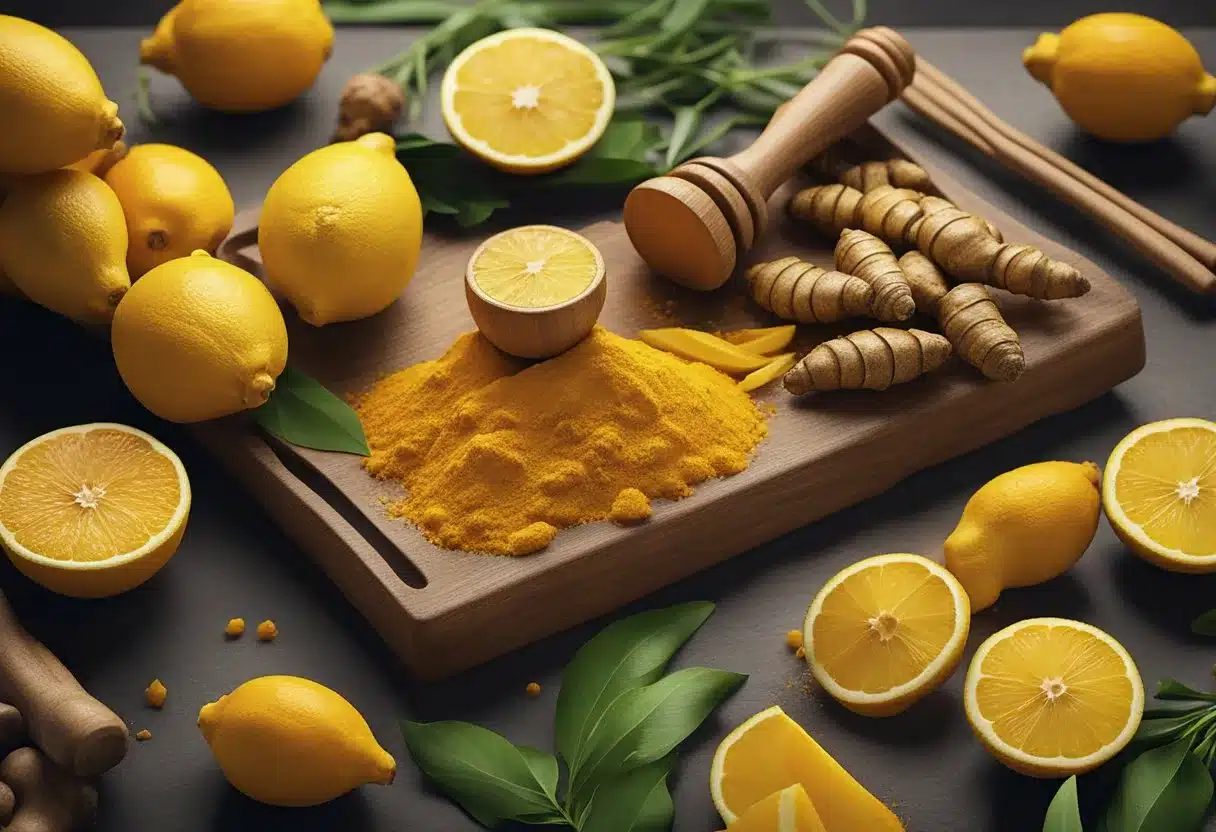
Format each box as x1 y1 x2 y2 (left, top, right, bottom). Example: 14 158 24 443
198 127 1145 681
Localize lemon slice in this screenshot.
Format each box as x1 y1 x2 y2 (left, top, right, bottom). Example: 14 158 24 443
731 785 826 832
964 617 1143 777
803 553 970 717
0 423 191 598
1102 417 1216 573
710 705 903 829
468 225 603 309
441 28 615 174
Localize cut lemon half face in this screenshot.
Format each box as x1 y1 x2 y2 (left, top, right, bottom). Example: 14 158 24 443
1103 417 1216 573
441 27 615 174
964 617 1143 777
710 705 904 829
468 225 603 309
0 423 191 598
803 553 970 717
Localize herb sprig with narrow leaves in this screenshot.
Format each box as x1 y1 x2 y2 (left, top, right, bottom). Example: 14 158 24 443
401 602 746 830
327 0 866 204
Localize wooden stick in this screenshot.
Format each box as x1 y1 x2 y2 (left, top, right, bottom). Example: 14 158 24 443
901 62 1216 295
0 591 127 778
915 59 1216 273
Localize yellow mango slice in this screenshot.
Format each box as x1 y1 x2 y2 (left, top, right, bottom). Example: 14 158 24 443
739 353 797 393
638 328 770 374
723 324 797 355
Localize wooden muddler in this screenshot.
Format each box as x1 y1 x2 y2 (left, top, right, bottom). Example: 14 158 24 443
0 590 128 777
623 26 916 291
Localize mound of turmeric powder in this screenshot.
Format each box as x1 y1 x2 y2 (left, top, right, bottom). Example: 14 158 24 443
355 327 768 556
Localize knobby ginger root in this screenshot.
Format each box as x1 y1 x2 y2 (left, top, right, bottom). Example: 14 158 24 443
835 229 916 322
901 252 1025 382
912 197 1088 299
0 747 97 832
789 184 1002 248
0 704 22 760
900 250 950 317
809 143 932 192
334 73 405 142
789 184 925 249
745 257 873 324
784 328 952 395
916 195 1003 244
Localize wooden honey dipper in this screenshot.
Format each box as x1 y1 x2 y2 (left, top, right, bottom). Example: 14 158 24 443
623 26 916 291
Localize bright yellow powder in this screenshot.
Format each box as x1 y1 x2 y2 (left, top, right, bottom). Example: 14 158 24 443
356 327 768 556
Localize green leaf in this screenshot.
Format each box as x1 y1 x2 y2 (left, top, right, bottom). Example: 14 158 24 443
539 157 658 188
1044 776 1083 832
589 118 665 160
1134 713 1209 749
253 367 369 455
1143 703 1214 720
400 721 565 828
517 746 560 804
1191 609 1216 636
554 601 714 771
323 0 463 24
661 0 711 34
569 667 746 811
1156 679 1216 703
665 107 701 169
666 114 761 166
581 758 675 832
1103 738 1213 832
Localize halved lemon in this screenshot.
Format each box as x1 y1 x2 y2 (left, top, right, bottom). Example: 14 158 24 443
803 553 970 717
0 423 191 598
440 28 615 174
731 784 826 832
467 225 603 309
964 617 1143 777
1102 417 1216 573
710 705 903 829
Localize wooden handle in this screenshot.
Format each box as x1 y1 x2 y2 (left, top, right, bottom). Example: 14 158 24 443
914 59 1216 274
731 26 916 198
0 591 128 778
902 61 1216 295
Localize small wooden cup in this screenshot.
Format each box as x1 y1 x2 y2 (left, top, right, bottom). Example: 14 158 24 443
464 231 607 360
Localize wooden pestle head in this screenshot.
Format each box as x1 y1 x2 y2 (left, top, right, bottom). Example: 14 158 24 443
623 26 916 291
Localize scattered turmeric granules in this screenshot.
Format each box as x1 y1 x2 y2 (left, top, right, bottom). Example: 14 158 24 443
257 620 278 642
785 630 804 650
145 679 167 708
355 327 768 556
136 729 153 742
225 618 246 638
525 682 542 698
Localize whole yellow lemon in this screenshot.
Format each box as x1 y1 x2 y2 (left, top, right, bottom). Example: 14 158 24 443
1024 13 1216 142
198 675 396 807
104 144 235 278
944 460 1101 611
259 133 423 326
0 169 130 324
0 15 124 174
140 0 334 113
111 250 288 423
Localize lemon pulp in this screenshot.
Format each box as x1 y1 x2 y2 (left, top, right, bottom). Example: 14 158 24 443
813 559 959 693
471 225 600 308
1113 425 1216 555
0 426 182 563
966 618 1143 775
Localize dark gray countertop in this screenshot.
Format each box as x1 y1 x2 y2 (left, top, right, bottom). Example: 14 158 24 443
0 23 1214 832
